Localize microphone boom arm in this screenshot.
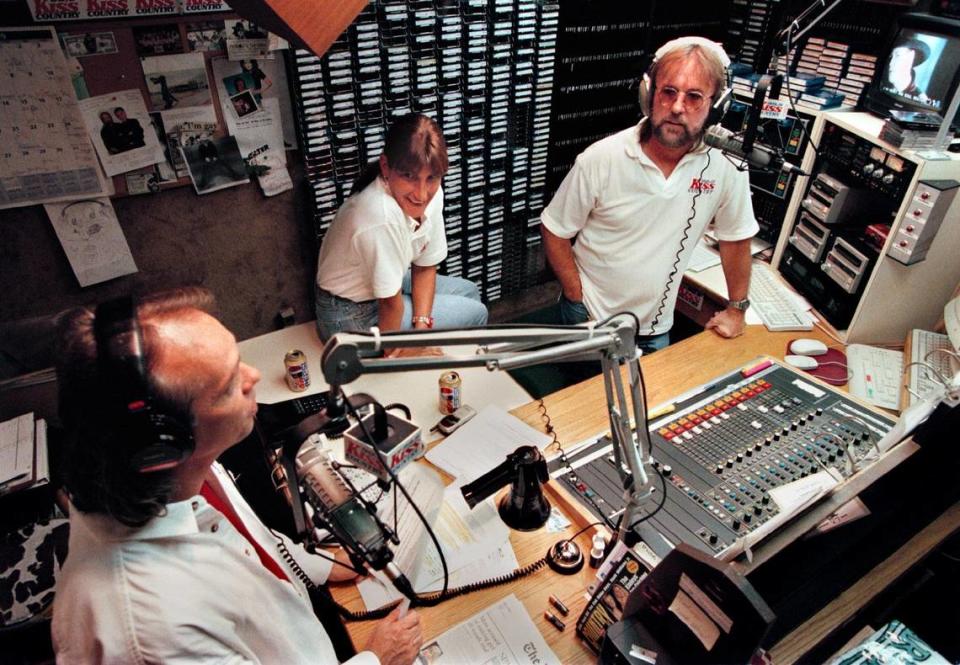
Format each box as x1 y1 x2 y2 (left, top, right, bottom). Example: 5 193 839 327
320 317 659 548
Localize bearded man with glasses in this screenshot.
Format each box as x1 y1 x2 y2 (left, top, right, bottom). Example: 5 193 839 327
541 37 758 352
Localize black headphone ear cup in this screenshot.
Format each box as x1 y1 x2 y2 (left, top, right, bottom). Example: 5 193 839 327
639 73 652 117
128 412 194 473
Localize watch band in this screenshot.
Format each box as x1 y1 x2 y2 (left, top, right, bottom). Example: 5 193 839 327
727 298 750 311
412 315 435 328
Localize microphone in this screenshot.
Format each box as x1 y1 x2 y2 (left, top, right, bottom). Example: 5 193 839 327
704 126 806 175
295 437 415 598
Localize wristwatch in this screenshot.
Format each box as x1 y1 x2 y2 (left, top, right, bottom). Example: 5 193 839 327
412 315 435 328
727 298 751 312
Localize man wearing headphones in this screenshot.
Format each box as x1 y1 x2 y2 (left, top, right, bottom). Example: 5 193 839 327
541 37 758 351
51 287 423 664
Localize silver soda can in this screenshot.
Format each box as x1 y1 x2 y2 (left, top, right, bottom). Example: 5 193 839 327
438 371 462 415
284 349 310 392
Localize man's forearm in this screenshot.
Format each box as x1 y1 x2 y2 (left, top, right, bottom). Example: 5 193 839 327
541 226 583 301
717 238 752 302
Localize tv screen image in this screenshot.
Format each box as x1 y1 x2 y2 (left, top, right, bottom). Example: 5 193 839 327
879 28 960 112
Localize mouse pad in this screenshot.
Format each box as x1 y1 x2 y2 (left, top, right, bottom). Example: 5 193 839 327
786 340 848 386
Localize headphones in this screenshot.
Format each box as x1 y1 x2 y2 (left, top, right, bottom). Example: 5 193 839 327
638 36 733 129
94 296 194 473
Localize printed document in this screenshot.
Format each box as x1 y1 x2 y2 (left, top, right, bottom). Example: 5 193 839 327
414 594 561 665
426 405 551 483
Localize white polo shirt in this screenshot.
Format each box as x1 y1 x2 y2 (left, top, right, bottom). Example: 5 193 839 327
316 175 448 302
541 121 758 334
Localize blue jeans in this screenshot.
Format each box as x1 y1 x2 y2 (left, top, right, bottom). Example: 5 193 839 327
315 273 488 341
558 295 670 355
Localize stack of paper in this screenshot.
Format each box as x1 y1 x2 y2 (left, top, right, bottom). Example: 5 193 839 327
0 412 49 496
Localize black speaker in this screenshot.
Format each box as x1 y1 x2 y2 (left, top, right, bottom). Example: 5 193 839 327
638 36 732 129
94 296 194 473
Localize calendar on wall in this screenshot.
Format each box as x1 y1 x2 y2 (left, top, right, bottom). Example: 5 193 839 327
0 27 108 210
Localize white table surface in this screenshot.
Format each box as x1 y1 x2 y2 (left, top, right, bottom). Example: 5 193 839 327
238 322 532 436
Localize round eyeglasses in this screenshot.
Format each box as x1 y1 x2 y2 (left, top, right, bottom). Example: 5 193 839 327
655 86 710 111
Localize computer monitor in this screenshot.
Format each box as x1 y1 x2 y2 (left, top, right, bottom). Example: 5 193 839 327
863 13 960 126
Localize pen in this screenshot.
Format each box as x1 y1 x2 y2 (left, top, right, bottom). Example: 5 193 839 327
544 611 565 631
648 403 676 420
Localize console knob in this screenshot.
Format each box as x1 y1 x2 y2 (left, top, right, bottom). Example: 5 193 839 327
736 453 744 463
726 459 734 468
732 519 741 530
863 163 875 174
753 505 763 516
709 533 719 545
882 174 894 185
661 465 673 477
716 464 724 474
920 191 930 200
743 513 753 524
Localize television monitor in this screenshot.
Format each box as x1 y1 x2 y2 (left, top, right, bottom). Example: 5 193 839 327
863 13 960 126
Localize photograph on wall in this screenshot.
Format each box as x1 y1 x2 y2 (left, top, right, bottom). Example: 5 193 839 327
180 135 249 194
60 31 118 57
229 90 259 118
224 19 271 60
230 98 292 196
222 72 258 101
147 111 179 181
79 89 165 177
212 56 296 149
133 24 183 57
141 52 211 111
159 105 217 177
186 20 225 52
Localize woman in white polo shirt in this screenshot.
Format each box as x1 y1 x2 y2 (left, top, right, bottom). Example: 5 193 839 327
315 113 487 346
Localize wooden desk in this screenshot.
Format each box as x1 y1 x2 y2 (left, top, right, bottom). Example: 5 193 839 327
330 325 840 661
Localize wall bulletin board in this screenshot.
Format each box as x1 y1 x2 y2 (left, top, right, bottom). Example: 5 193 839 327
3 2 297 201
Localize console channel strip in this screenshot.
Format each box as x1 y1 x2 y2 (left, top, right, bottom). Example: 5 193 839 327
550 362 895 556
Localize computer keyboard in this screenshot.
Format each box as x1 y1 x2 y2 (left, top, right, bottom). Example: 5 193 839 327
907 329 956 405
749 265 814 332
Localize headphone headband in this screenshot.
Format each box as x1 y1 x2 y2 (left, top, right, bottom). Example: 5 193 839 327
639 35 732 128
653 36 731 69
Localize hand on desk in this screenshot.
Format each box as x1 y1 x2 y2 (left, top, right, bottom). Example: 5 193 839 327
385 346 443 359
706 308 746 339
364 605 423 665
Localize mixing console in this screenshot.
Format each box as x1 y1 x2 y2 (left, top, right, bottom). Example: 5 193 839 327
549 361 896 556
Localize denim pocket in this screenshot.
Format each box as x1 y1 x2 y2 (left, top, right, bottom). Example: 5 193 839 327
558 295 590 325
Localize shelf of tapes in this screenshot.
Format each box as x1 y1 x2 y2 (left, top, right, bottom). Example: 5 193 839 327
292 0 558 303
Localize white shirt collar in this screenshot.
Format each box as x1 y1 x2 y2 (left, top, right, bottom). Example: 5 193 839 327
69 495 205 543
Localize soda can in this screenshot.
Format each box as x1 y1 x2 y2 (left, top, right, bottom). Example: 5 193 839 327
284 349 310 392
438 371 462 415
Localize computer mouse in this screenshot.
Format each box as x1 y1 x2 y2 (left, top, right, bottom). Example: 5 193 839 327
784 354 819 370
789 338 828 356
